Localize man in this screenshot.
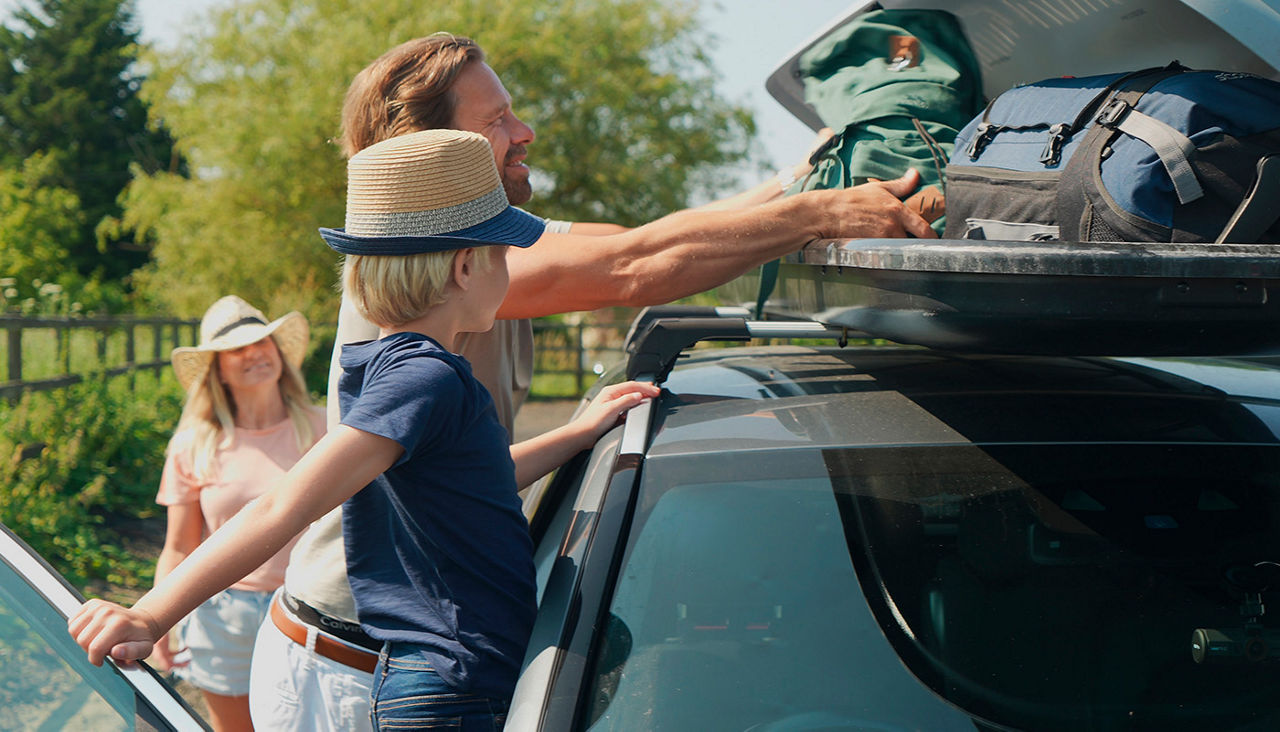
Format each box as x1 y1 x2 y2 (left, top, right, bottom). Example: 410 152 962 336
249 33 932 731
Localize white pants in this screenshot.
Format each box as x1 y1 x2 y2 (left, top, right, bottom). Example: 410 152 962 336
248 602 374 731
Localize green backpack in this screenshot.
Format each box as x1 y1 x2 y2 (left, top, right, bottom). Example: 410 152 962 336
755 9 984 317
794 8 983 219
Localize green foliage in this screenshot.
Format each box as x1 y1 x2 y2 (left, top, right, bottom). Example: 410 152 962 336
0 153 81 295
0 0 179 283
124 0 754 323
0 374 184 588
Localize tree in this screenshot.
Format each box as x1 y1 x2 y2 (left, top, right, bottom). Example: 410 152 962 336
0 0 179 284
0 153 82 303
122 0 755 323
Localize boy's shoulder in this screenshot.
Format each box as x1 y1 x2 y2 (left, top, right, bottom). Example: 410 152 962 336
348 332 475 389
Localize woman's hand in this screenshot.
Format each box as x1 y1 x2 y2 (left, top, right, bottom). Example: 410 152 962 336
147 631 187 672
68 598 163 667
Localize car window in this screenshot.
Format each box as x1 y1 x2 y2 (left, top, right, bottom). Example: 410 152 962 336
582 442 1280 731
0 547 200 731
581 448 974 731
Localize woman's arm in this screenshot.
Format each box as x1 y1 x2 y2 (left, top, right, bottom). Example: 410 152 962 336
510 381 660 488
148 502 204 670
69 425 403 667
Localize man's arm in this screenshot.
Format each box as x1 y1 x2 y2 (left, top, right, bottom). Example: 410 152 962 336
499 169 932 320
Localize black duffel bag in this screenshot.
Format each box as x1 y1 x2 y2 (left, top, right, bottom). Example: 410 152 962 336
944 62 1280 244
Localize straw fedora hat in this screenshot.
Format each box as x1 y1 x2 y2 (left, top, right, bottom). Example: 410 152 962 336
319 129 545 255
171 295 309 391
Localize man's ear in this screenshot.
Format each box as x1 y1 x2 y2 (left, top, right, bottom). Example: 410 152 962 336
452 248 476 291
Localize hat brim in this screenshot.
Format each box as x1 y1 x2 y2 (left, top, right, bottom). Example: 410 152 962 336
170 311 309 391
319 205 545 256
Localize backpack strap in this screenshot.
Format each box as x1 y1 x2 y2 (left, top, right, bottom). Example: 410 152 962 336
1215 154 1280 243
1056 63 1191 239
1094 97 1204 204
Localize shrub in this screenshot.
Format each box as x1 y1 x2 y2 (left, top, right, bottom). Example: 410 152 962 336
0 373 183 592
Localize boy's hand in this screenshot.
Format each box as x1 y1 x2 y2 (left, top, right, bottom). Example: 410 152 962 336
573 381 662 443
68 599 163 667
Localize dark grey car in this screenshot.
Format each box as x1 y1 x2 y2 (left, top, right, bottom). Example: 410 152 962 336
508 330 1280 731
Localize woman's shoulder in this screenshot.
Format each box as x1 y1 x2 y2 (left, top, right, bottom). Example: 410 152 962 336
305 404 328 433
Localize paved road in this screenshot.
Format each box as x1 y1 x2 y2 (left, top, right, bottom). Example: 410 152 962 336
512 398 580 442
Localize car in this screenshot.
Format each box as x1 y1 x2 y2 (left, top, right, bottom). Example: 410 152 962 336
508 311 1280 731
0 523 209 731
505 1 1280 729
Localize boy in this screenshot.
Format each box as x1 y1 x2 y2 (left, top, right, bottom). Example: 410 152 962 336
69 128 659 729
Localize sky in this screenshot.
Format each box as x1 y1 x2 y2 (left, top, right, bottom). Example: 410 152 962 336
3 0 859 170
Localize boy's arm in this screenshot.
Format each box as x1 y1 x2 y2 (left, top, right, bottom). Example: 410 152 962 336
510 381 660 488
69 425 402 666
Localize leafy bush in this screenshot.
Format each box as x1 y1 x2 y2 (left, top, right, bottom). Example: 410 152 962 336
0 373 184 592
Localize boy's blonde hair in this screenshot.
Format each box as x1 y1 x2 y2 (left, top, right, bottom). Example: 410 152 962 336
342 247 491 328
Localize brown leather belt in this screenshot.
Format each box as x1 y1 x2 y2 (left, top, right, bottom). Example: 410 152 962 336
270 594 379 673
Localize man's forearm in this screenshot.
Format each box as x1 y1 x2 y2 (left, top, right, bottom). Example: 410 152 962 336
500 173 929 320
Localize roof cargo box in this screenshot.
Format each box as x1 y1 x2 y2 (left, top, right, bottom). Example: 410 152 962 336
752 0 1280 356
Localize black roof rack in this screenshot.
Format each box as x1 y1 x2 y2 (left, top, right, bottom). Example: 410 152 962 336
623 305 863 383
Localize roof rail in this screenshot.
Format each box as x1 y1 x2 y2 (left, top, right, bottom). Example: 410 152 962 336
623 306 861 383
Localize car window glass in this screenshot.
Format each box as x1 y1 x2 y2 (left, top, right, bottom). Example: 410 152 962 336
582 450 973 731
836 443 1280 731
0 559 139 730
583 442 1280 731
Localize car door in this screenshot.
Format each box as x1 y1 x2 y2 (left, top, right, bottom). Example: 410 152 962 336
0 523 209 731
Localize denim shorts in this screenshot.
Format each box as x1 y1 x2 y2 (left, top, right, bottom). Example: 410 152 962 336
370 643 508 731
176 587 272 696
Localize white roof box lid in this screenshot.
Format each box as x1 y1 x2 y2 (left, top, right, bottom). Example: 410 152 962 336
767 0 1280 131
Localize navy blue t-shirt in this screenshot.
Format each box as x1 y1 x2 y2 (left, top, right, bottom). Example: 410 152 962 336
337 331 536 698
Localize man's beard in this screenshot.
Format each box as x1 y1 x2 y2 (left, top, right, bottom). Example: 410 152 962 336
503 177 532 206
502 145 532 205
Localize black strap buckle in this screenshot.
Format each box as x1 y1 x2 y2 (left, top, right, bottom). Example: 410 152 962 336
1096 98 1130 127
1039 123 1070 166
966 122 997 160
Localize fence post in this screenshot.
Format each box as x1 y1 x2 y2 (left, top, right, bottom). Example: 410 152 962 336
6 323 20 384
575 322 585 394
60 322 71 375
126 322 137 390
153 323 163 376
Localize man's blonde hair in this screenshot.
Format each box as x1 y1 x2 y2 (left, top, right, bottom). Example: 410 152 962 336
342 248 491 328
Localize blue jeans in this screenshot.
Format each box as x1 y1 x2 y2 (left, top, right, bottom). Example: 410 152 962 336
370 643 509 731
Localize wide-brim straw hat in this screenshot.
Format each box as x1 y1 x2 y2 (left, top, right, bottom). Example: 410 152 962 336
319 129 545 255
170 295 309 391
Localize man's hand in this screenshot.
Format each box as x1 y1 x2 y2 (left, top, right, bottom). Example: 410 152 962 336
806 168 938 240
68 598 163 667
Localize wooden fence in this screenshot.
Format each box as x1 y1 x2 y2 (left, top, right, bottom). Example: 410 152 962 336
0 314 631 402
530 318 630 396
0 315 200 401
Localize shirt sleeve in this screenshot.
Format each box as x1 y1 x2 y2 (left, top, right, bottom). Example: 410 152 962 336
341 353 465 467
155 446 203 507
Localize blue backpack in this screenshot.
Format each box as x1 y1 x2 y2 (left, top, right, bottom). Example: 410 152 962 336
944 63 1280 243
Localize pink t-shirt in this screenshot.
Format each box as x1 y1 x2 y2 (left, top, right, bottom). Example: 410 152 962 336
156 406 327 593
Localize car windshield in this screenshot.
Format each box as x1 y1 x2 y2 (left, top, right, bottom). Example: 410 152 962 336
582 442 1280 731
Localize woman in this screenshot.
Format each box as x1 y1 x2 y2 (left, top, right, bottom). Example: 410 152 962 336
151 295 325 731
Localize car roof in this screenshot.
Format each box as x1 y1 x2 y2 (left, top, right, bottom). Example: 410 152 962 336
644 346 1280 458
